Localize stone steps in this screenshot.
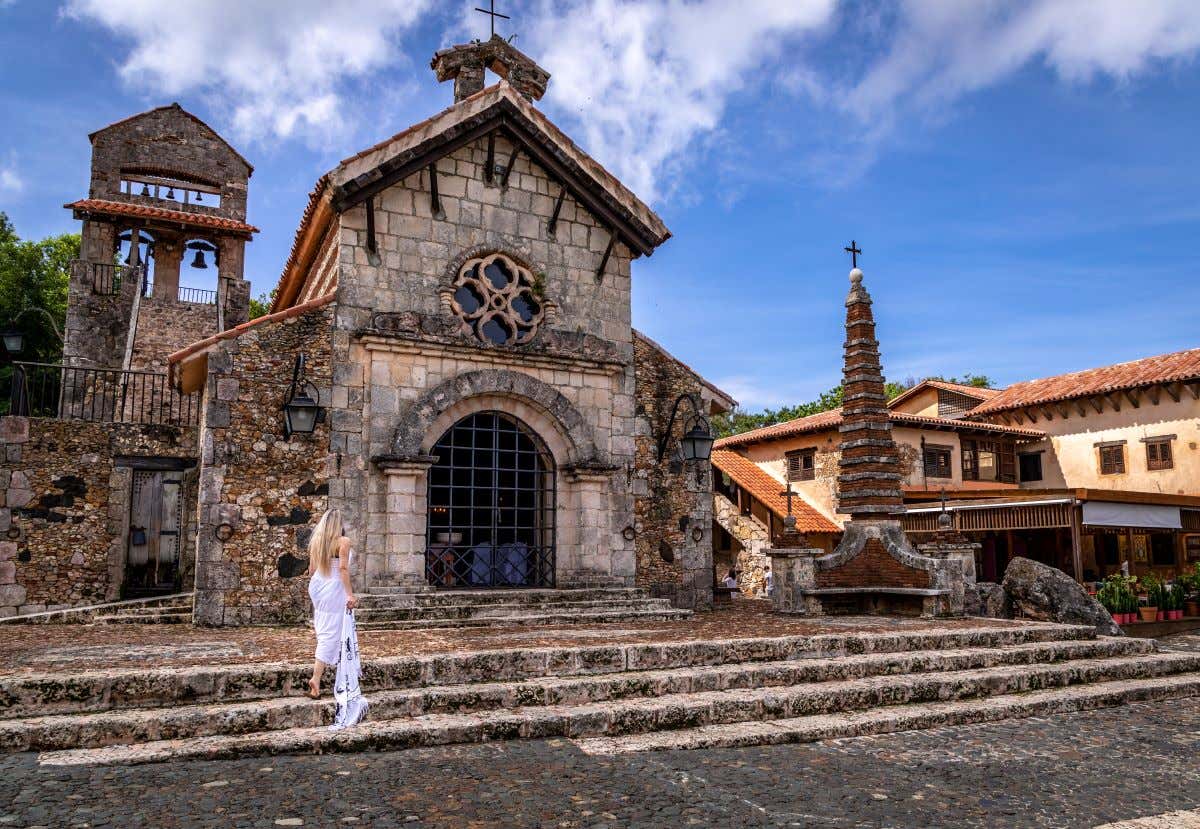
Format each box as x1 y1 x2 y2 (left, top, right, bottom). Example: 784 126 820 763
94 610 193 625
0 623 1090 718
360 587 653 606
354 597 676 620
0 637 1152 753
33 652 1200 766
356 606 691 630
570 673 1200 755
0 593 194 625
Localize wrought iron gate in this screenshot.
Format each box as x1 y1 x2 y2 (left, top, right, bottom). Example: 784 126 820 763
425 411 556 588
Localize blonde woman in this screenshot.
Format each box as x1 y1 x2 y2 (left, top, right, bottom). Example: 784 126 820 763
306 508 357 699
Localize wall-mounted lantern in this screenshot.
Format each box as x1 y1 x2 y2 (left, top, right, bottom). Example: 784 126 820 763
282 354 325 438
1 323 24 355
655 392 715 464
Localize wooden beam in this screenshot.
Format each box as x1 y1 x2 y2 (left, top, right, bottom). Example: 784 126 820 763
1189 382 1200 400
485 131 495 184
428 162 442 218
1105 393 1121 412
1165 382 1182 403
500 144 521 189
1147 384 1161 405
547 187 565 236
1024 408 1038 423
999 412 1011 425
595 230 616 281
1054 402 1070 419
1123 388 1140 409
1089 395 1104 414
1074 399 1088 418
365 196 377 254
1039 406 1054 421
1011 411 1024 425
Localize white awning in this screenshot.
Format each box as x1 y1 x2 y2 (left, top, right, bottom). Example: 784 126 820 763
1082 501 1182 530
906 498 1072 514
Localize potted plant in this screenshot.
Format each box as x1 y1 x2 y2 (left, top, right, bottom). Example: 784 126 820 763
1097 576 1122 625
1139 573 1162 623
1170 583 1186 621
1183 564 1200 618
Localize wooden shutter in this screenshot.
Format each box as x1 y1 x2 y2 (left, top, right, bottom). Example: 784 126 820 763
1146 440 1173 471
1100 445 1125 475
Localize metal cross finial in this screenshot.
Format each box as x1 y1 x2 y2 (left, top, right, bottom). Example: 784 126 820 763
475 0 510 37
780 482 797 531
844 240 862 268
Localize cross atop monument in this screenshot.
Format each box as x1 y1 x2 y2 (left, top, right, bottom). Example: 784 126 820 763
844 239 862 269
475 0 511 38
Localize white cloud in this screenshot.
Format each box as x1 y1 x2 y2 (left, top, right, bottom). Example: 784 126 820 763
61 0 434 145
846 0 1200 126
0 155 23 196
519 0 838 202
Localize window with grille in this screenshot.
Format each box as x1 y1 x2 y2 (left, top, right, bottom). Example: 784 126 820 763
937 389 980 419
1099 444 1126 475
786 448 816 482
1018 452 1043 482
1146 439 1174 471
425 411 556 588
924 445 953 479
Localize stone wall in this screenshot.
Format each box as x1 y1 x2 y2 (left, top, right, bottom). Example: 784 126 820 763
193 305 334 626
0 416 197 617
712 493 770 597
62 252 138 370
129 296 219 374
631 334 717 609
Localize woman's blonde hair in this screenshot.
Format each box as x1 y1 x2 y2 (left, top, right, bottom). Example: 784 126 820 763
308 508 344 577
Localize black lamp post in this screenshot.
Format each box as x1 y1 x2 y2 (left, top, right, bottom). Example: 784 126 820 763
656 393 715 464
282 354 325 437
1 324 24 356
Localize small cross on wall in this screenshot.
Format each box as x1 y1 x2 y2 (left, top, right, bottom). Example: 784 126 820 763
475 0 511 38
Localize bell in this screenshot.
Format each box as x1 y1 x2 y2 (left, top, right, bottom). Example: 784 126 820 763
194 191 203 202
165 187 175 199
190 249 208 269
140 183 150 197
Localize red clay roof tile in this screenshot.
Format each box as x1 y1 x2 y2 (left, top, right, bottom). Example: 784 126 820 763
711 449 840 533
64 198 259 235
969 347 1200 417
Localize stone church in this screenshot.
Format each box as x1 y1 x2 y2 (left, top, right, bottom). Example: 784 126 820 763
0 37 733 623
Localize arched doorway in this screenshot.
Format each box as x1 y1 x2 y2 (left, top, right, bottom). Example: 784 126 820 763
425 411 556 588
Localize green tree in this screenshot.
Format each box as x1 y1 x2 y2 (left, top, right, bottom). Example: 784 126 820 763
248 289 278 320
711 375 983 439
0 213 78 365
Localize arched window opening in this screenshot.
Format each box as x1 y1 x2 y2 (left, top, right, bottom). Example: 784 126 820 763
116 228 155 290
426 411 556 588
179 239 219 304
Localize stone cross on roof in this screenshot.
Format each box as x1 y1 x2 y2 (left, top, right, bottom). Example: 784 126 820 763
835 258 905 520
431 34 551 103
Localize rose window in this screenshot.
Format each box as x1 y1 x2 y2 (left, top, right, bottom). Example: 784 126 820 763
449 253 545 346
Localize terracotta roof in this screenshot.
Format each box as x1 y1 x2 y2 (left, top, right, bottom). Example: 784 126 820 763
89 103 254 174
168 291 336 367
64 199 259 235
969 347 1200 417
271 174 333 312
711 449 840 534
714 408 1044 449
632 330 736 413
888 379 1003 410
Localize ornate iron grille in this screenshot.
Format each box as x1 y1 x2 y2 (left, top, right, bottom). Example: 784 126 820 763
425 411 556 588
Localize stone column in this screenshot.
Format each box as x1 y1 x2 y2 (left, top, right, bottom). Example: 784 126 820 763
768 545 824 615
377 456 436 590
560 466 624 587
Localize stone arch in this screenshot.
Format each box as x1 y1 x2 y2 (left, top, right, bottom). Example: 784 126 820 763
392 369 603 467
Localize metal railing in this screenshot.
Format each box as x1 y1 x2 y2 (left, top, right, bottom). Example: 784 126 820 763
177 285 217 305
72 260 140 296
425 543 556 589
4 362 200 426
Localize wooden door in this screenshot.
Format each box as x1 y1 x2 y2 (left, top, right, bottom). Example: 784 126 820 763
125 470 182 595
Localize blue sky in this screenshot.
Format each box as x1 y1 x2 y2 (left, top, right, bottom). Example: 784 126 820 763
2 0 1199 410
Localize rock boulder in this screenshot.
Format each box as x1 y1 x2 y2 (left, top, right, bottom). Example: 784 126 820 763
1001 557 1121 636
965 581 1011 619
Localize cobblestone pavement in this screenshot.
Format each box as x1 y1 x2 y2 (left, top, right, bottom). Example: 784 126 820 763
1 699 1198 828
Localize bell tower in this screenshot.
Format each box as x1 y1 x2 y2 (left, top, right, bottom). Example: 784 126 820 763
62 103 257 372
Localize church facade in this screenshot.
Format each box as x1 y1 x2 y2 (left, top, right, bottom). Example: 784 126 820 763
58 37 729 625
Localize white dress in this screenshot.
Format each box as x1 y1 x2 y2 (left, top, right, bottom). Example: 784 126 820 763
309 550 352 665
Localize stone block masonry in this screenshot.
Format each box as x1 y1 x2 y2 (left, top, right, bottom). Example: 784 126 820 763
632 333 719 610
0 417 197 617
193 304 334 626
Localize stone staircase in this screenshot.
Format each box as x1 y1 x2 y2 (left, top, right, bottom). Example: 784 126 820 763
4 622 1200 766
0 593 194 625
353 587 690 629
